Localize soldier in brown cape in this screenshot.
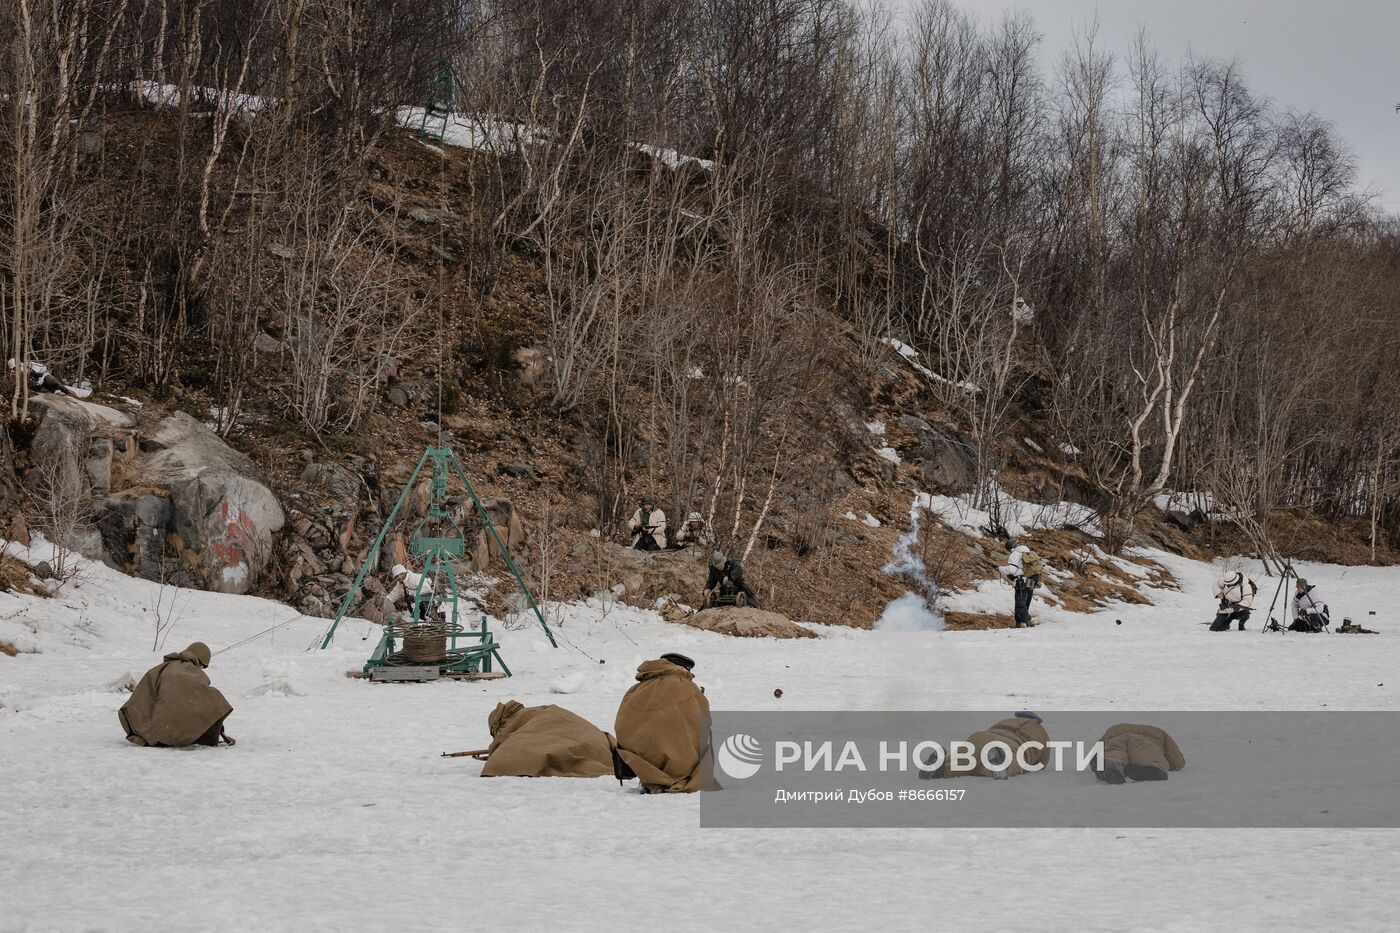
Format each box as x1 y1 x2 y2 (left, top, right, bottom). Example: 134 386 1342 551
1095 723 1185 784
479 700 616 778
921 712 1049 780
613 652 715 793
119 642 235 747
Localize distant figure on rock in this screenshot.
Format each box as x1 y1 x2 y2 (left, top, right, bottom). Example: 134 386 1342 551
8 358 90 399
119 642 235 748
627 494 667 551
613 653 714 793
1289 578 1329 632
1000 539 1042 628
1095 723 1185 783
1211 570 1257 631
671 511 711 550
704 551 758 609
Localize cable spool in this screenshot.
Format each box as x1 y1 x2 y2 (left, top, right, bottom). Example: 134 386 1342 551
401 631 449 663
395 620 463 664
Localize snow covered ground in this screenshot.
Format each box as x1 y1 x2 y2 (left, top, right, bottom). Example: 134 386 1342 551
3 542 1400 932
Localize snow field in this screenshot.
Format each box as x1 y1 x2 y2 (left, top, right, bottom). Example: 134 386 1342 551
3 543 1400 932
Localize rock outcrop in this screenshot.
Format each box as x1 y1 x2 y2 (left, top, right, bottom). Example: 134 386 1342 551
680 607 818 639
138 413 285 593
582 542 710 603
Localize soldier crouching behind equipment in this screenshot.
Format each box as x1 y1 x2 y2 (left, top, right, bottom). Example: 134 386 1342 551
1289 578 1330 632
703 551 758 609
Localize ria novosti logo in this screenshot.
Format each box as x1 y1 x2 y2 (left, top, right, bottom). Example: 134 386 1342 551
716 733 765 779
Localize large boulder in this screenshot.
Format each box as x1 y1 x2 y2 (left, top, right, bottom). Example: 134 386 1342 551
26 396 95 500
142 413 285 593
909 423 976 495
96 490 175 581
680 607 818 639
590 542 710 603
300 461 361 502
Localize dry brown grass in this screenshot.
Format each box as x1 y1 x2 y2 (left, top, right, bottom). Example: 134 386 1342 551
943 610 1015 630
0 642 19 656
0 554 48 597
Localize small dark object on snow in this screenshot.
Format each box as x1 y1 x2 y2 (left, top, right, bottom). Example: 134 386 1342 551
1115 619 1122 625
1338 619 1378 635
774 688 784 699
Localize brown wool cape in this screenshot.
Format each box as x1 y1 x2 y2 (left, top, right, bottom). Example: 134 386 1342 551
613 659 714 793
480 701 616 778
943 716 1051 778
1099 723 1186 775
119 650 233 747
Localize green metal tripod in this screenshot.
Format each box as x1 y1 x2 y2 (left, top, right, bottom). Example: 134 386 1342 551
318 445 557 673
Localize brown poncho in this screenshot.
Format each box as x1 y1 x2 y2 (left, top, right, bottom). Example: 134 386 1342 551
119 650 233 748
613 659 714 793
1100 723 1186 775
942 716 1050 778
480 701 616 778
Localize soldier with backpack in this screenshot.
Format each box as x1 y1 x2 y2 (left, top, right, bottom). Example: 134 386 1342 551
1211 571 1258 631
1001 539 1043 628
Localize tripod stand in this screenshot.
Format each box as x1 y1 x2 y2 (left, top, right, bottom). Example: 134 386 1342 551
1260 557 1297 634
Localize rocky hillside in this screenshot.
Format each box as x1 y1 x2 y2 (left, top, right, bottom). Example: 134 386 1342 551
4 119 1391 631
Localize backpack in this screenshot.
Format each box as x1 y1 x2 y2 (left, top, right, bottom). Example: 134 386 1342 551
1022 549 1043 578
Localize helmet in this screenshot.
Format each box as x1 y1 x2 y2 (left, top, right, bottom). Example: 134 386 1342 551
660 652 695 671
1005 538 1019 551
688 511 703 522
710 551 727 569
1014 710 1043 723
391 563 408 579
186 642 212 668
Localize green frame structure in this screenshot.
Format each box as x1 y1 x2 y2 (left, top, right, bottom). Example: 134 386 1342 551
318 445 557 677
415 60 457 141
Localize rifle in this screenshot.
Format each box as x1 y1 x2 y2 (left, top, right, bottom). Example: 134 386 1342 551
441 747 491 759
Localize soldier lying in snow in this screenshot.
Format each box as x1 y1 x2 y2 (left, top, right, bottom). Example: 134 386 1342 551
479 701 616 778
1095 723 1185 783
920 712 1049 780
119 642 235 748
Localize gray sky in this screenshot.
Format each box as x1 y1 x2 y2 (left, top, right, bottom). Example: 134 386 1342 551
946 0 1400 211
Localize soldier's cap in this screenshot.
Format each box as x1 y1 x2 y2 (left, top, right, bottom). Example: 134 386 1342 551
1295 578 1308 589
391 563 409 579
187 642 212 668
639 493 655 504
1014 710 1043 723
710 551 727 569
660 652 695 671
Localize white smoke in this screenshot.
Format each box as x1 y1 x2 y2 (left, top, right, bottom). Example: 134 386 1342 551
873 494 945 632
